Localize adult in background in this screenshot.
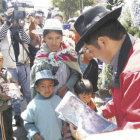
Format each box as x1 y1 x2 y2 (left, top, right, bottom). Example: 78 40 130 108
31 19 81 99
52 13 64 24
78 47 98 94
67 18 80 44
35 10 45 29
0 8 31 126
70 5 140 140
28 10 45 67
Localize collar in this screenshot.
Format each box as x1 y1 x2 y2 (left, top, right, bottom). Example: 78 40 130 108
111 34 135 88
110 44 122 73
37 92 54 99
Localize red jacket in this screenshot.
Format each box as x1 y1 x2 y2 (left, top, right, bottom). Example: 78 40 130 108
103 38 140 129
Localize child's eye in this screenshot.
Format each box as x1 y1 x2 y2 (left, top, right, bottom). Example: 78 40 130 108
49 85 54 88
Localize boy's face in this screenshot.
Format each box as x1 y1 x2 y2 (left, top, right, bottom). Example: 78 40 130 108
35 79 54 98
77 93 92 104
0 55 3 68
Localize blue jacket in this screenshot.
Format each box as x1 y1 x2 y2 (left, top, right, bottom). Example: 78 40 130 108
21 93 62 140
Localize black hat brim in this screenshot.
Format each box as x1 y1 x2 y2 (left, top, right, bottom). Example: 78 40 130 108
75 7 122 52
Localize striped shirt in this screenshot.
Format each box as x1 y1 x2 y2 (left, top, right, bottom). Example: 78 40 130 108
0 22 30 44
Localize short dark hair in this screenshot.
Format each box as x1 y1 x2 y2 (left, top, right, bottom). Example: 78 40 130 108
52 13 63 21
74 79 93 95
85 20 126 47
35 79 40 86
43 30 63 37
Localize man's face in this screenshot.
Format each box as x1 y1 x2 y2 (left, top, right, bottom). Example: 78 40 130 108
85 42 110 64
37 16 44 24
26 15 32 23
40 16 44 23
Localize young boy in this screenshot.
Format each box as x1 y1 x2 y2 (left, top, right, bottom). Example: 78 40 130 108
21 69 63 140
0 52 13 140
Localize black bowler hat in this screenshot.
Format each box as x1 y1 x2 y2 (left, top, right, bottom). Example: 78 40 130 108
74 5 122 52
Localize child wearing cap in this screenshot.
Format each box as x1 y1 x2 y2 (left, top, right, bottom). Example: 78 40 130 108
21 69 63 140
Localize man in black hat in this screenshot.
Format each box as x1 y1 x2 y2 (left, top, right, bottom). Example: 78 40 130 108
70 5 140 139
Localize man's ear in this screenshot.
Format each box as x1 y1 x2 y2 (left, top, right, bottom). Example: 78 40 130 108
97 36 108 48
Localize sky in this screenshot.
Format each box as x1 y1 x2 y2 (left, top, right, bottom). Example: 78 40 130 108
17 0 52 16
31 0 51 9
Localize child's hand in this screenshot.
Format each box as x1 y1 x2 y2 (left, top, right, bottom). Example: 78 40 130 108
57 85 68 98
62 122 68 138
34 133 44 140
0 93 11 101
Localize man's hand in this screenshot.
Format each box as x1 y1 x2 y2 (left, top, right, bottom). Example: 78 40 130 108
70 118 89 140
18 19 25 27
5 8 14 17
34 133 44 140
4 8 14 24
70 124 79 140
57 85 68 98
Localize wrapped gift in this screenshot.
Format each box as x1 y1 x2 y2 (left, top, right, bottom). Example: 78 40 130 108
1 83 23 105
55 91 116 134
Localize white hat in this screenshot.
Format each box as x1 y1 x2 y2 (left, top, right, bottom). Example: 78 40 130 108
32 19 62 35
43 19 62 30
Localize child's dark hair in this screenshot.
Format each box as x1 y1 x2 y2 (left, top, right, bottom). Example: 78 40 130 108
74 79 93 95
35 80 40 86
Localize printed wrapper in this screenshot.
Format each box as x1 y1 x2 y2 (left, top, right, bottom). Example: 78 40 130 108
55 91 117 134
1 83 23 105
